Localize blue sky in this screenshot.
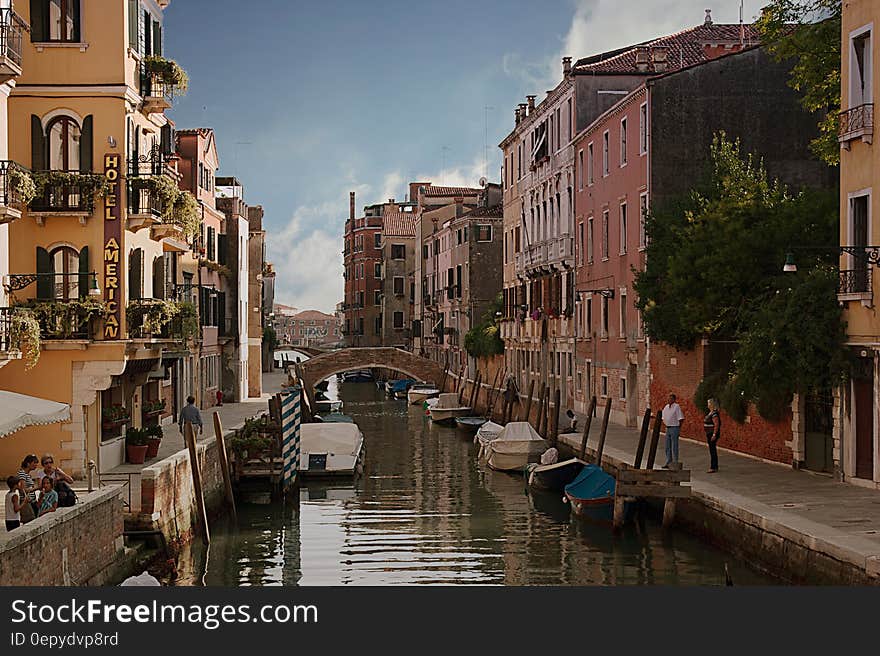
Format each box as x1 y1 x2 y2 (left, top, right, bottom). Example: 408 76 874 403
164 0 767 313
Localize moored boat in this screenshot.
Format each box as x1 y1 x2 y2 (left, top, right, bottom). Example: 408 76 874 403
343 369 374 383
388 379 415 398
474 421 504 456
527 458 585 492
482 422 547 471
454 416 488 432
299 423 365 478
428 393 472 425
564 464 632 522
408 383 440 405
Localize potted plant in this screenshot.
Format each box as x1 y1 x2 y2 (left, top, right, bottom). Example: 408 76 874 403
142 398 167 418
102 404 131 430
125 427 149 464
144 424 163 459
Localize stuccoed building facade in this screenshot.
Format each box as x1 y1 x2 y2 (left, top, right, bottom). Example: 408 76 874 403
380 204 417 349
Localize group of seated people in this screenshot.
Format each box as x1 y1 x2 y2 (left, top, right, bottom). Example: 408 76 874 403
5 454 77 532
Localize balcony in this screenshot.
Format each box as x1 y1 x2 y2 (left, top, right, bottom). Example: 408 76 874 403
140 56 188 114
126 299 198 341
127 176 172 232
29 171 108 221
26 299 104 341
838 268 872 303
549 234 574 263
839 104 873 146
0 161 30 224
0 8 25 83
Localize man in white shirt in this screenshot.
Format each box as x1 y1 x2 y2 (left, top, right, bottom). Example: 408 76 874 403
661 393 685 469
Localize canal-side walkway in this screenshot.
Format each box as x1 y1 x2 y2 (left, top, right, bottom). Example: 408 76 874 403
557 422 880 583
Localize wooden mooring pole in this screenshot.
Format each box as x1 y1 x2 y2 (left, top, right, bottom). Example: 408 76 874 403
522 379 535 423
184 421 210 545
579 396 597 460
213 412 237 522
550 388 561 444
633 408 652 468
594 398 612 467
535 385 546 434
646 410 662 470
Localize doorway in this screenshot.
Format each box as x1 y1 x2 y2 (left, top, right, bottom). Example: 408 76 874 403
804 389 833 473
853 357 874 480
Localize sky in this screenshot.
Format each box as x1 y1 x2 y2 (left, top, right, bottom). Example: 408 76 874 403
164 0 768 314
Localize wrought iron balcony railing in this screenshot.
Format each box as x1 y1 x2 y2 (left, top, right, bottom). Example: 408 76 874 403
0 9 26 75
838 268 872 296
29 171 99 214
127 177 166 219
0 160 28 214
839 103 874 143
0 306 13 352
26 299 102 340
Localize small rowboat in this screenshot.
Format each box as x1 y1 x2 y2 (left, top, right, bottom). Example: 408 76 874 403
564 464 632 523
428 393 472 425
408 384 440 405
454 416 488 432
526 458 585 493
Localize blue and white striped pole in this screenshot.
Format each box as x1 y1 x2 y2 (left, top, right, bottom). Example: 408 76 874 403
280 386 302 491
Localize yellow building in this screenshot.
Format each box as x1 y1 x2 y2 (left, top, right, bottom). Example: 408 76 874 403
839 0 880 485
0 0 199 477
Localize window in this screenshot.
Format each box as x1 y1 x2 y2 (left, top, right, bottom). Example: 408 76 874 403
620 117 627 166
639 103 648 155
374 233 381 249
620 289 627 337
555 107 561 150
639 193 648 249
422 244 428 260
578 222 584 266
567 98 573 142
374 262 382 279
49 246 80 300
620 377 627 401
850 28 873 108
602 131 609 176
391 244 405 259
456 265 462 298
848 193 870 279
577 149 584 190
393 276 404 296
587 217 594 264
31 0 81 43
586 297 592 336
600 374 608 398
47 116 81 171
601 295 609 337
619 202 627 255
374 316 382 336
393 311 404 329
475 225 492 241
601 210 609 260
374 290 381 306
587 143 594 185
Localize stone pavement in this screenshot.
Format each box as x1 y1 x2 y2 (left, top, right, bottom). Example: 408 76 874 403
557 420 880 582
102 370 290 511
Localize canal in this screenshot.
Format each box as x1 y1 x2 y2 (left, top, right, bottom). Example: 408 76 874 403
173 376 776 585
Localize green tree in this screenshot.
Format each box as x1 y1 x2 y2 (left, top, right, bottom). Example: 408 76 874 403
756 1 842 165
464 294 504 358
634 133 845 419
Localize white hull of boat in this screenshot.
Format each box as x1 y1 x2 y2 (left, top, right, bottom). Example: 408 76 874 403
408 389 440 405
299 423 365 478
429 406 472 424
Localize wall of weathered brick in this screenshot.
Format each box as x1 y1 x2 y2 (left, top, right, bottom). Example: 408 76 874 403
650 341 793 464
136 438 226 542
0 487 125 586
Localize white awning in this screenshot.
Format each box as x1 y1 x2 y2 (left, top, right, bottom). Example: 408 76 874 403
0 391 71 439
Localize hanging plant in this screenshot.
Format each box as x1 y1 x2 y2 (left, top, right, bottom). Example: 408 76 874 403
130 174 180 210
127 299 180 335
177 301 199 340
31 171 111 212
8 307 41 369
28 299 107 339
143 55 189 95
8 166 37 206
172 191 200 238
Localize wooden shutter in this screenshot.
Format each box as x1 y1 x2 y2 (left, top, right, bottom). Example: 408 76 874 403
160 123 173 157
128 0 139 51
217 292 226 335
153 20 161 56
36 247 52 300
70 0 81 42
200 288 207 326
31 115 46 171
143 11 151 55
129 249 142 300
29 0 46 42
77 246 90 299
138 8 145 56
217 234 228 265
80 115 93 172
152 256 165 300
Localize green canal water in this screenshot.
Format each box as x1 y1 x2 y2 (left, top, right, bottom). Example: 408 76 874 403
173 380 776 586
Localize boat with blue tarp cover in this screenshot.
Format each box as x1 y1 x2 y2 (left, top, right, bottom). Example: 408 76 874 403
564 464 632 522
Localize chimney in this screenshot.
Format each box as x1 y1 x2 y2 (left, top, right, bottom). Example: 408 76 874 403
651 46 669 72
527 95 536 113
518 103 528 121
388 198 395 204
562 56 572 75
635 46 650 72
515 107 521 125
704 9 713 25
349 191 355 220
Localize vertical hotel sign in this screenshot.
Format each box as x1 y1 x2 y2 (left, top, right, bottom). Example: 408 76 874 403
103 154 121 339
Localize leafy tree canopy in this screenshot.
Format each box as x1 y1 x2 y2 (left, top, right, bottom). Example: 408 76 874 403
464 294 504 359
756 0 842 165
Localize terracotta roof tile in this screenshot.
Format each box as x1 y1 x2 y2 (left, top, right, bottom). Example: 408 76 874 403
461 204 503 219
421 185 483 197
382 212 418 237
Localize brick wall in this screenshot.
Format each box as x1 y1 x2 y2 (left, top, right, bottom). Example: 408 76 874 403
0 487 125 586
650 342 793 464
136 438 225 542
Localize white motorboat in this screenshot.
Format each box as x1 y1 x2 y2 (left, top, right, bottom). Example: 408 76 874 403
299 423 365 478
408 382 441 405
474 420 505 457
482 422 547 472
428 393 472 425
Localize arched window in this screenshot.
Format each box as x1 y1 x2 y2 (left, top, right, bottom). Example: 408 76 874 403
47 116 81 171
50 246 79 300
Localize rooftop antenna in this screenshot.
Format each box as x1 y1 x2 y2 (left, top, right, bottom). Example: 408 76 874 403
483 105 494 179
739 0 745 45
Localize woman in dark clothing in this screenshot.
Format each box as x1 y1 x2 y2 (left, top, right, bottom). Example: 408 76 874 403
704 398 721 473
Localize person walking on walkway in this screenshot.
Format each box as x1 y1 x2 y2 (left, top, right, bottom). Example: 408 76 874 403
179 396 204 435
704 398 721 473
661 393 685 468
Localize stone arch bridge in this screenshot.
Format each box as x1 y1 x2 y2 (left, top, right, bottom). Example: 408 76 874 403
296 347 445 396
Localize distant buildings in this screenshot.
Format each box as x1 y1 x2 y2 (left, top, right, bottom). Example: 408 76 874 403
279 308 341 348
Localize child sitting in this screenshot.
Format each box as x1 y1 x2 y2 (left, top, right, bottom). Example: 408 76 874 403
5 476 24 531
38 477 58 517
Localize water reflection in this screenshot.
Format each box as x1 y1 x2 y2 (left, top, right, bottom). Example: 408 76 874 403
175 380 774 586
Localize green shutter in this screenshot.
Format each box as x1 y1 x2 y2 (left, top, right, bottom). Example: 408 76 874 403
31 115 46 171
36 247 52 300
128 0 139 51
29 0 46 42
217 292 226 336
80 115 93 172
77 246 89 299
160 123 173 156
217 234 228 265
152 255 165 300
153 21 162 56
129 249 142 300
200 288 207 326
70 0 81 42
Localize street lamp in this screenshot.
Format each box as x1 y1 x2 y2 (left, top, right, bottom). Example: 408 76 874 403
782 252 797 273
